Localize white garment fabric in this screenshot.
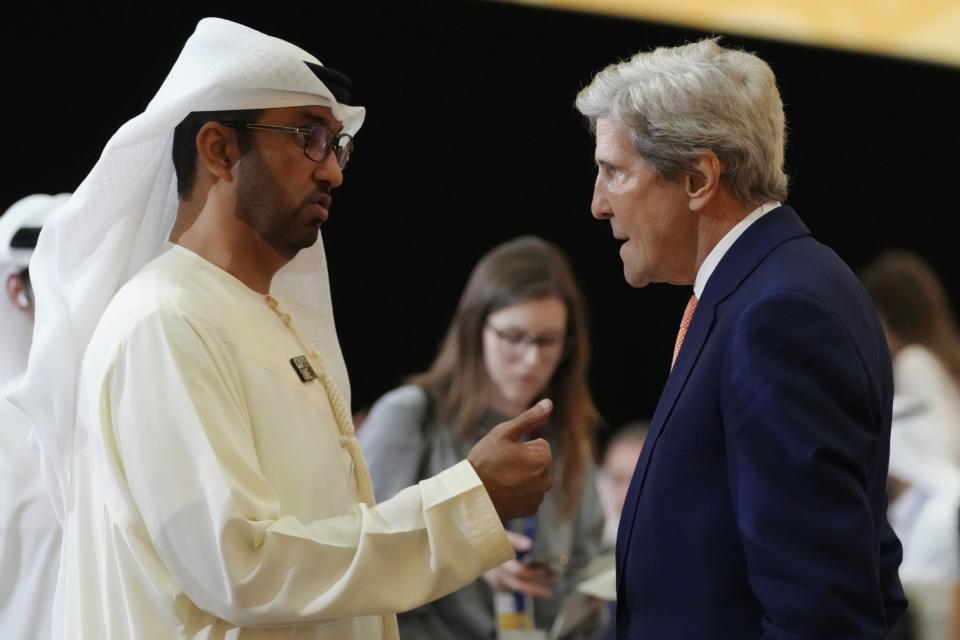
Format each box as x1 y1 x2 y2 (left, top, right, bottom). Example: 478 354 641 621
892 344 960 466
887 395 960 581
0 193 70 387
11 17 365 525
889 486 960 581
0 380 61 640
65 245 512 639
887 347 960 581
888 346 960 582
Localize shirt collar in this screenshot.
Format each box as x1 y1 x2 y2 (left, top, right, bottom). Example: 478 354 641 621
693 201 781 299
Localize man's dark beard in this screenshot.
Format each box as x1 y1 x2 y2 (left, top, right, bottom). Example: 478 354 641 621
235 149 316 259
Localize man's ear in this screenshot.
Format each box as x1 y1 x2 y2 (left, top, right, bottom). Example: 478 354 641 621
196 122 241 184
684 150 723 212
7 273 29 311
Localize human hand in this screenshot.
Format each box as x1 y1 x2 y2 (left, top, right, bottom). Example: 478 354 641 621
482 531 558 598
467 399 553 519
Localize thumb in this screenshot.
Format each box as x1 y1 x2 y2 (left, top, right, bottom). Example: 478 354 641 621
494 399 553 442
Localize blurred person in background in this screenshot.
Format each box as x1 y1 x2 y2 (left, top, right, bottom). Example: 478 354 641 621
862 250 960 466
360 235 604 639
863 251 960 640
593 423 648 640
0 193 69 639
595 423 647 550
0 194 69 386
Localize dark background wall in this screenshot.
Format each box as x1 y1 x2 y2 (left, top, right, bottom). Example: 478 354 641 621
3 2 959 446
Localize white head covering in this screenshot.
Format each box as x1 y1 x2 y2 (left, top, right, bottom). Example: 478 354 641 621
10 17 365 524
0 193 71 387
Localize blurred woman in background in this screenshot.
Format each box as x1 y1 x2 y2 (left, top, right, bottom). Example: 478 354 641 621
359 235 603 639
862 250 960 465
862 251 960 638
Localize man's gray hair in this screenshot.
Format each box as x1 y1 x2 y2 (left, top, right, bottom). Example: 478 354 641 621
575 38 788 204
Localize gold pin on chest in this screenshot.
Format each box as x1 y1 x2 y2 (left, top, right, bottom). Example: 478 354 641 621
290 355 318 382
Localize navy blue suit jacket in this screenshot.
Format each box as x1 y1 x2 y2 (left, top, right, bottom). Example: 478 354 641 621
616 207 907 639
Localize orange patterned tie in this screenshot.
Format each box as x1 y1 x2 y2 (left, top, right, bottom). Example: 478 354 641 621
671 294 698 371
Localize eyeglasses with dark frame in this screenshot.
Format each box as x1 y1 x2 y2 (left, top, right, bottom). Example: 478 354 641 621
220 121 354 169
485 324 569 360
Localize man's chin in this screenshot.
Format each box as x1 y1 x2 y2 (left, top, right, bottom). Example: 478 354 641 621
623 265 649 288
271 236 319 261
291 229 322 253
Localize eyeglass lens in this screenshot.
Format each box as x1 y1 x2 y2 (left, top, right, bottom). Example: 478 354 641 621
306 127 353 169
494 328 565 357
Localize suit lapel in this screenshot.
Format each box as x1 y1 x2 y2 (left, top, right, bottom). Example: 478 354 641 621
616 206 812 597
615 296 715 596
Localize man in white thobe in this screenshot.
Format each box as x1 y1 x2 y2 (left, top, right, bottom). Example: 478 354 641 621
0 193 69 640
15 18 553 640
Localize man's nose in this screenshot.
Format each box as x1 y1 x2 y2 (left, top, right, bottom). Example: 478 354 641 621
591 177 611 220
316 152 344 189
